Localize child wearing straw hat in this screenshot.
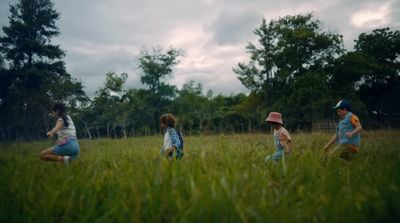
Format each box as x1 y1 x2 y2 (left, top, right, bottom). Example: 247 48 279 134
264 112 292 162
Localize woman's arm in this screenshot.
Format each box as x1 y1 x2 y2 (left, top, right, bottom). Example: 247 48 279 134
47 120 63 138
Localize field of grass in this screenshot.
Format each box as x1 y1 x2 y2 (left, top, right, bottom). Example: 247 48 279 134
0 130 399 222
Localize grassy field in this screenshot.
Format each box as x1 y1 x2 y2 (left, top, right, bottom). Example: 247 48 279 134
0 130 399 223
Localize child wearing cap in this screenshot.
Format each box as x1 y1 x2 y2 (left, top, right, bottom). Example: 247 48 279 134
264 112 292 162
323 99 362 161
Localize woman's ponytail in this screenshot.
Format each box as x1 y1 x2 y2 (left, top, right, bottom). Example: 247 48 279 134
51 103 69 127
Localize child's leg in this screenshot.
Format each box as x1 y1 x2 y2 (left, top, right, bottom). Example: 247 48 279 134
328 145 355 161
39 148 62 162
265 150 283 163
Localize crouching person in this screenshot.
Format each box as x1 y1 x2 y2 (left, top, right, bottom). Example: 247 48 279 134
40 103 80 165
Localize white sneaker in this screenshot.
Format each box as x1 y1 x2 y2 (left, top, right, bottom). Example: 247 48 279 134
63 156 71 166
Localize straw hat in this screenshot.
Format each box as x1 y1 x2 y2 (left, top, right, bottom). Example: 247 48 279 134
265 112 283 124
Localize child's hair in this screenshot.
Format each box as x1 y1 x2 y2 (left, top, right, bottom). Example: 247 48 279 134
52 103 69 127
160 113 177 128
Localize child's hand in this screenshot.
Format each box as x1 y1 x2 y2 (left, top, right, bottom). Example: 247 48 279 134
46 132 54 138
164 147 175 156
345 132 353 138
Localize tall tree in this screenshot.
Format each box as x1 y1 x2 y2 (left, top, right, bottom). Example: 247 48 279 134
137 46 183 131
90 72 128 137
333 28 400 126
0 0 86 140
173 81 210 134
234 14 344 128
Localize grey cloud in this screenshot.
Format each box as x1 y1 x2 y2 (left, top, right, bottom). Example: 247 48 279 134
314 0 400 49
1 0 399 98
174 70 248 96
209 10 262 45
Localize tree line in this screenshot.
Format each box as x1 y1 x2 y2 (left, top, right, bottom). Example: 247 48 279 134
0 0 399 140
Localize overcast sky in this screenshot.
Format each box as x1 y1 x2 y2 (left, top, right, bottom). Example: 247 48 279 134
1 0 399 97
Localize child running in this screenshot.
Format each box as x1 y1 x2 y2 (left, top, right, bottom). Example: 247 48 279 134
160 113 183 160
323 99 362 161
264 112 292 162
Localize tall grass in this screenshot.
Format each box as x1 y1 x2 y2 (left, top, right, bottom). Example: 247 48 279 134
0 130 399 222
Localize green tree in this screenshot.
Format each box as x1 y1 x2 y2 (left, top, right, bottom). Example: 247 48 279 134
332 28 400 126
0 0 87 139
355 28 400 125
122 88 154 136
91 72 127 138
173 81 210 134
137 46 183 131
234 14 344 129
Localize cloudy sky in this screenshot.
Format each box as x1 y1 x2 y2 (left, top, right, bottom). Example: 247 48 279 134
0 0 399 97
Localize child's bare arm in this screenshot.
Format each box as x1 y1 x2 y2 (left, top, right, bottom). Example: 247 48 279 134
323 134 337 151
346 121 362 138
279 134 291 153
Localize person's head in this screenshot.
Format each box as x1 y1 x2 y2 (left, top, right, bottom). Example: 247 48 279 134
160 113 177 129
332 100 351 118
51 103 67 118
50 103 69 127
265 112 283 129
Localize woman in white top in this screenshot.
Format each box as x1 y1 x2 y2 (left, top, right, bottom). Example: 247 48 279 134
39 103 80 165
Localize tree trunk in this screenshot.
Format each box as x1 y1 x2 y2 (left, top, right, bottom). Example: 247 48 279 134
113 126 117 138
248 120 252 133
122 119 127 138
106 124 110 137
96 126 100 138
80 119 92 140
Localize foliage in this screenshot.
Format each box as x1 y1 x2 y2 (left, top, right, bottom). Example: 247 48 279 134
137 46 183 130
354 28 400 125
234 13 344 129
0 0 87 139
329 28 400 127
1 4 400 140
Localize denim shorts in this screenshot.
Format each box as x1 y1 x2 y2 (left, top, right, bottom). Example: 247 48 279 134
52 138 80 159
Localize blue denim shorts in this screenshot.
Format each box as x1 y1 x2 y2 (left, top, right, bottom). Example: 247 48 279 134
52 138 80 159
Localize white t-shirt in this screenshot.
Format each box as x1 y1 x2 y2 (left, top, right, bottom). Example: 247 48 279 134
57 115 76 138
161 131 173 153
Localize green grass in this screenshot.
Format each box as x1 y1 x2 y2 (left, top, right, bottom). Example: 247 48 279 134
0 130 399 222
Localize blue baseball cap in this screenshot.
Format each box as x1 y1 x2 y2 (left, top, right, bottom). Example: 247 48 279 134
332 100 352 111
